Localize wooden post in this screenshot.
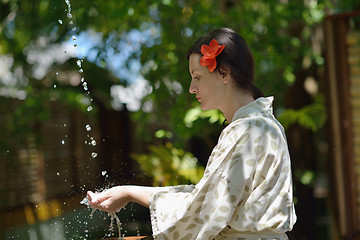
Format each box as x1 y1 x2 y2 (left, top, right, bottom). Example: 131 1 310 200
324 10 360 239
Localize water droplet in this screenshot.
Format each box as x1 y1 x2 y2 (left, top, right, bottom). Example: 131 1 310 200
64 124 67 127
72 27 76 31
91 140 96 146
91 152 97 158
85 124 91 131
73 44 77 48
102 171 107 176
82 82 88 91
76 59 81 67
61 140 65 144
79 68 83 73
69 20 73 24
56 72 59 75
53 84 57 88
81 77 84 82
72 36 77 41
87 106 93 112
57 172 60 176
58 19 63 24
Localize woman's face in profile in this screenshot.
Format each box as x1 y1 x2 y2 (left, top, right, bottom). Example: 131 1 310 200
188 53 225 111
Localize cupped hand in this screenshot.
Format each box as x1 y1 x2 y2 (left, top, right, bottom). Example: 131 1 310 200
87 186 131 212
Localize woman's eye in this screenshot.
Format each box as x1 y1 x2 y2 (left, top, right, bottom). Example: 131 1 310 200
194 76 200 81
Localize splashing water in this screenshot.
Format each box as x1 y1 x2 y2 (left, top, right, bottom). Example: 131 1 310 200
62 0 97 159
82 82 88 91
91 152 98 159
80 194 124 240
59 1 155 239
65 0 72 19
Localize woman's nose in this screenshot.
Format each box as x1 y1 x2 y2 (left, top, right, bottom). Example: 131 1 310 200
189 81 198 94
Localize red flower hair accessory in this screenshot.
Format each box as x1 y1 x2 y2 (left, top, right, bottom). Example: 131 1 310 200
200 39 225 72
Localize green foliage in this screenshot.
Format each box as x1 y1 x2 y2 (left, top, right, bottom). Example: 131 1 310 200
2 0 358 145
334 0 360 12
277 99 326 132
0 0 358 180
130 0 339 145
294 169 316 186
132 143 204 186
184 106 225 128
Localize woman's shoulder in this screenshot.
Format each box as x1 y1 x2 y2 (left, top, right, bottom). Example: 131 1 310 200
221 112 285 143
226 112 269 131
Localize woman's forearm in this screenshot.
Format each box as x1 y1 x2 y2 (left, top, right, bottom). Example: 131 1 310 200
87 185 156 212
125 185 155 208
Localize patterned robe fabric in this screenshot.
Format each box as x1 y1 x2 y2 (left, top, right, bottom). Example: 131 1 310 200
149 97 297 240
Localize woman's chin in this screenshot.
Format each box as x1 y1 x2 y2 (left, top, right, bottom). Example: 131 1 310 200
200 104 207 111
200 104 215 111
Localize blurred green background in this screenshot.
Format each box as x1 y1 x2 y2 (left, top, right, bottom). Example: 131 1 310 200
1 0 360 239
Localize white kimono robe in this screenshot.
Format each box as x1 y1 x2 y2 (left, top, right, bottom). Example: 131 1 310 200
149 97 297 240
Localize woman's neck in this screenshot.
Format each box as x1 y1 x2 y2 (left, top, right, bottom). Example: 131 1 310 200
220 88 254 123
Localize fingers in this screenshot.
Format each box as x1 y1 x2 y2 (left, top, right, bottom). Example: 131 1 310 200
87 190 110 204
87 191 97 203
86 190 118 212
87 190 110 211
88 196 120 212
85 187 127 212
99 198 120 212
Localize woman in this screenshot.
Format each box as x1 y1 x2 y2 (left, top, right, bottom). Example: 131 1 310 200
87 28 297 239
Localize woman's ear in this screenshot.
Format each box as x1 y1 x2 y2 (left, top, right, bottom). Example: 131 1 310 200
218 66 231 83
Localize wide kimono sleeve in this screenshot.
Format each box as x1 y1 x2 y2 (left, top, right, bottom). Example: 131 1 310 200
149 117 270 240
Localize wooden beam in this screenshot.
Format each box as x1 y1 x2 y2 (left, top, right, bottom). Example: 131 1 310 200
324 16 348 237
324 10 360 238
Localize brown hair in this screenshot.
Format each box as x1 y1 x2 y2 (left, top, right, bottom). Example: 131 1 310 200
186 28 264 99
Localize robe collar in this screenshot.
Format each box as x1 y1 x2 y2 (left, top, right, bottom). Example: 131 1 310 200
231 96 274 123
